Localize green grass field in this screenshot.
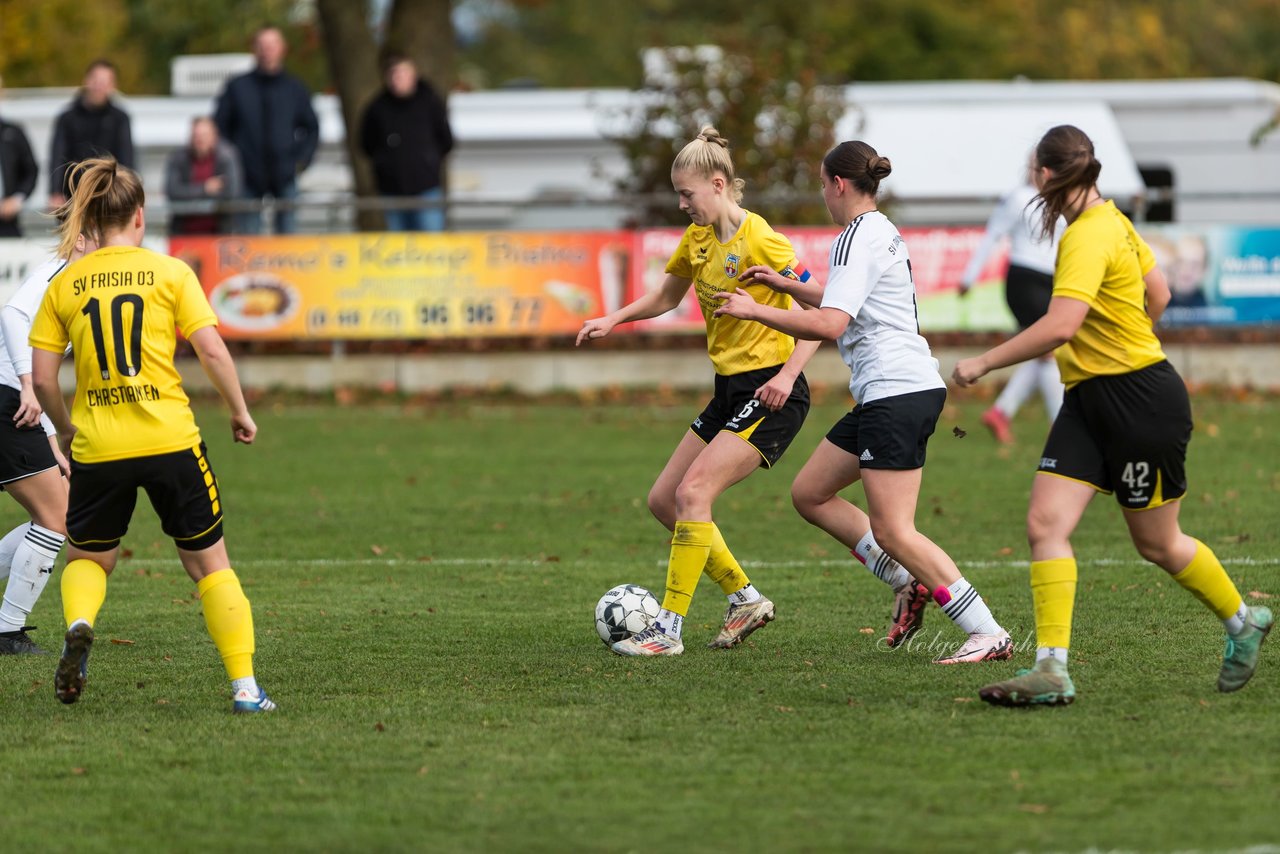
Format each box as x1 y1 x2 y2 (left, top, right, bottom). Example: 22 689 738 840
2 386 1277 852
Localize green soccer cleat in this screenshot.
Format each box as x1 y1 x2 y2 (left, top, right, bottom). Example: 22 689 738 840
979 658 1076 707
1218 605 1273 693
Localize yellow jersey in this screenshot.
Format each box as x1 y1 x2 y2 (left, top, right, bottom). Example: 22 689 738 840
30 246 218 463
1052 201 1166 388
666 211 809 376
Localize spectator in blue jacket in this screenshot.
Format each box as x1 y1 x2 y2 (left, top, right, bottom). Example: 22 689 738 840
359 52 454 232
214 26 319 234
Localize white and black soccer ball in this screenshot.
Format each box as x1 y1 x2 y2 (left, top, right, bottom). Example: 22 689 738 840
594 584 660 645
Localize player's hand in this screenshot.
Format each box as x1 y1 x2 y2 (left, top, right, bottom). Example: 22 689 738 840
738 265 790 293
57 426 75 460
712 288 757 320
51 443 70 479
576 316 616 346
231 411 257 445
754 373 795 412
952 357 988 388
13 387 42 427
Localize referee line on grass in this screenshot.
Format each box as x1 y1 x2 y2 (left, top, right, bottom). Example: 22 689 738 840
112 556 1276 570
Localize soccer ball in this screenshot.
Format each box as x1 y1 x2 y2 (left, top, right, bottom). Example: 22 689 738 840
594 584 660 645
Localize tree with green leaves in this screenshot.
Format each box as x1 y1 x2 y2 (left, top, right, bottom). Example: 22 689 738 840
613 38 843 227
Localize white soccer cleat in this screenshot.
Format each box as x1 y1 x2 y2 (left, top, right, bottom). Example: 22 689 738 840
611 626 684 656
708 596 776 649
933 630 1013 665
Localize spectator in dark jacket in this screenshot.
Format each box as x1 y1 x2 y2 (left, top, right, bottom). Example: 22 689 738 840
214 26 319 235
48 59 133 208
0 75 38 238
359 53 454 232
164 117 243 236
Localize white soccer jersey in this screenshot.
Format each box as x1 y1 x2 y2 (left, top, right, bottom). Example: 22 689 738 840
961 183 1062 282
1 255 67 437
820 212 945 406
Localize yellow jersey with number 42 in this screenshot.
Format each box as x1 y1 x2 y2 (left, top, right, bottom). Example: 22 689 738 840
666 211 811 376
30 245 218 463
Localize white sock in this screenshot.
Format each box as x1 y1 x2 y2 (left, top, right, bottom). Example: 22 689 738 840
232 676 261 696
1037 359 1064 421
728 583 762 605
1036 646 1068 665
0 522 30 583
1225 601 1249 636
654 609 683 639
935 577 1001 635
851 532 912 591
0 524 65 633
994 360 1039 417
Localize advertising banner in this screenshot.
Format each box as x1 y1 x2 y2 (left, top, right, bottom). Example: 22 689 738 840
1140 225 1280 325
171 232 630 339
166 225 1280 340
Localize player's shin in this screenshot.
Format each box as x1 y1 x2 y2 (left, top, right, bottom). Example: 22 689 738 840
1031 558 1076 665
62 558 108 628
658 520 713 638
197 568 256 683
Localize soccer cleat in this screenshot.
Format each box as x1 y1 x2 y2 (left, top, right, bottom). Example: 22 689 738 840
233 687 279 714
886 582 929 648
708 596 776 649
1218 605 1273 693
979 658 1076 707
0 625 47 655
611 626 684 656
54 623 94 705
981 407 1014 444
933 630 1013 665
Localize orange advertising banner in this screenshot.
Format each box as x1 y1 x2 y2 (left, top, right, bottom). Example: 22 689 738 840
170 232 632 339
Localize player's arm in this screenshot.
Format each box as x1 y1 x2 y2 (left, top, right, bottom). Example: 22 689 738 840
188 325 256 445
576 274 692 345
952 296 1089 386
754 309 823 411
1 303 42 426
738 264 825 308
1142 265 1171 325
713 291 849 341
31 347 73 455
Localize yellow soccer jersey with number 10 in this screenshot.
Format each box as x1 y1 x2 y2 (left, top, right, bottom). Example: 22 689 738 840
30 245 218 463
666 211 811 376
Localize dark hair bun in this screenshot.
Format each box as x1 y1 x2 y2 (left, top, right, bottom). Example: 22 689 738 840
866 155 892 180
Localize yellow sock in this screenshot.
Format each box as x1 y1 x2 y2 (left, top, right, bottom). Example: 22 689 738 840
662 520 713 616
62 559 109 627
197 569 256 681
1173 539 1243 620
1031 558 1077 649
704 523 751 596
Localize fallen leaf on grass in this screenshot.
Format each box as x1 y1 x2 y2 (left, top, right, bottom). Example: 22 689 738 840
1248 590 1273 599
374 722 386 732
370 544 386 556
858 627 875 635
954 697 974 703
775 706 794 713
1019 804 1049 814
417 766 429 776
952 426 967 438
110 638 135 645
997 547 1014 556
71 767 86 776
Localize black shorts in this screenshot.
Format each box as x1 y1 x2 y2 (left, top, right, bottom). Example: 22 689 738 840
0 386 58 487
1006 264 1055 329
691 365 810 468
826 388 947 470
67 443 225 552
1037 360 1190 510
